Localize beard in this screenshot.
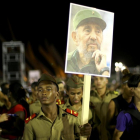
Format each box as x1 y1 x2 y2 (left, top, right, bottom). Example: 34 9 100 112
77 40 101 59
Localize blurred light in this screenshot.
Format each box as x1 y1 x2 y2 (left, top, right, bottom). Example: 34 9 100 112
115 67 120 72
118 62 123 68
115 62 119 67
121 66 126 71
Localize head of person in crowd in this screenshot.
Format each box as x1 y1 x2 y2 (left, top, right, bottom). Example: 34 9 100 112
31 82 38 99
121 68 134 98
0 82 9 95
128 74 140 100
66 75 83 105
55 77 65 92
55 77 66 101
37 73 59 106
8 82 30 117
93 76 108 90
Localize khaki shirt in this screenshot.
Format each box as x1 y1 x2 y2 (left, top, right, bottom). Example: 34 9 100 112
60 99 100 129
23 106 80 140
29 100 41 116
90 89 119 140
67 50 99 74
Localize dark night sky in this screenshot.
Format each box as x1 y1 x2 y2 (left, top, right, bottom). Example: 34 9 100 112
0 1 140 76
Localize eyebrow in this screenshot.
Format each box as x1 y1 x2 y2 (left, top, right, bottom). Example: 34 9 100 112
83 25 91 31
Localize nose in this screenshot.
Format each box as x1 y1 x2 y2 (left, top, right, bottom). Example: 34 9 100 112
42 90 47 95
90 30 97 40
74 94 78 100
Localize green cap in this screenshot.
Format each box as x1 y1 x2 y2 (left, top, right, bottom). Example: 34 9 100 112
66 75 83 88
73 9 106 30
55 77 63 84
38 73 59 91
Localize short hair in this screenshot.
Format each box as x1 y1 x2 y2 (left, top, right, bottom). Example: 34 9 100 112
31 82 38 89
0 82 9 95
121 69 133 84
128 74 140 88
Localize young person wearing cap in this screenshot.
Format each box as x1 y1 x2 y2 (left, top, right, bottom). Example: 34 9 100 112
27 82 38 105
60 75 100 140
90 76 119 140
23 73 92 140
113 74 140 140
66 9 109 76
106 69 134 139
55 77 68 103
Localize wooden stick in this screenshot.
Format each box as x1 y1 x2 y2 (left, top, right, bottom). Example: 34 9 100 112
80 75 91 140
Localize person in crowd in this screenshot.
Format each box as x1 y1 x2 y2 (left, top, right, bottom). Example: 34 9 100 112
0 82 28 140
29 83 41 116
55 77 68 103
90 76 119 140
0 91 11 109
106 69 134 139
60 75 100 140
113 74 140 140
23 73 92 140
0 82 10 108
26 82 38 104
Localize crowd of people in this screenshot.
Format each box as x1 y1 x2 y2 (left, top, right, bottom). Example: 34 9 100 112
0 68 140 140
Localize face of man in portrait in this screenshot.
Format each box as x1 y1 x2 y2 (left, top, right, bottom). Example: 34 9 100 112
72 22 103 60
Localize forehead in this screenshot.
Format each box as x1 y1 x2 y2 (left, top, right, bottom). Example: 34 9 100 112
69 87 82 92
38 81 56 88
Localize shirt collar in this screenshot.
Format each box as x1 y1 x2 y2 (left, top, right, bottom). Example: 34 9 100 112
37 105 67 120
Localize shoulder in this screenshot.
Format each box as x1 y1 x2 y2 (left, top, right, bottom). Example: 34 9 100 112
59 106 78 117
108 90 119 97
90 90 97 97
56 99 65 105
65 108 78 117
25 113 37 124
67 50 75 61
13 104 25 112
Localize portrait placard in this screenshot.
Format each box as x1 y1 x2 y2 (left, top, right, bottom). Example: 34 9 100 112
65 3 114 77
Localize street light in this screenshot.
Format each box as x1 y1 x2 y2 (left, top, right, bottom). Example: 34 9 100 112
115 62 126 83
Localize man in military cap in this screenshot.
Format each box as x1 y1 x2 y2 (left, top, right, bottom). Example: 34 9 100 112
27 82 38 104
23 73 92 140
66 9 109 76
55 77 68 102
60 75 100 140
90 76 119 140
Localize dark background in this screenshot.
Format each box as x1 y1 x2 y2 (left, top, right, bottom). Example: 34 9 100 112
0 1 140 78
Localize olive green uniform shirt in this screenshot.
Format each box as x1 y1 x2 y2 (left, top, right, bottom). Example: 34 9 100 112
29 100 41 116
60 99 100 128
67 50 99 74
23 105 80 140
90 89 119 140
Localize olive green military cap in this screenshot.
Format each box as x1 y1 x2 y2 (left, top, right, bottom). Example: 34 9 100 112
38 73 59 91
55 77 63 84
66 75 83 88
73 9 106 30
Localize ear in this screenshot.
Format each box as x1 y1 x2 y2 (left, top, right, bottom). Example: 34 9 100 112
72 31 79 46
106 78 108 84
55 91 59 98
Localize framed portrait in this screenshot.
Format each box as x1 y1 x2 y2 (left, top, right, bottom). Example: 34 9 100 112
65 3 114 77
